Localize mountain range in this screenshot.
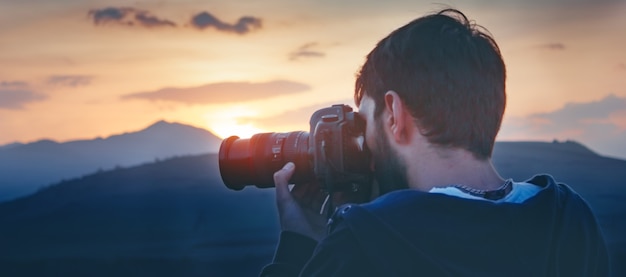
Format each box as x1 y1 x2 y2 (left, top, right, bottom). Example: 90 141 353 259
0 121 222 202
0 139 624 276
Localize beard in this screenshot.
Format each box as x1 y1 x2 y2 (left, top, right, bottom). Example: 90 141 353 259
371 119 409 195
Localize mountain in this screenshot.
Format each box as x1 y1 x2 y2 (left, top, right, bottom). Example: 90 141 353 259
0 140 625 276
0 121 222 202
0 142 24 151
0 154 279 276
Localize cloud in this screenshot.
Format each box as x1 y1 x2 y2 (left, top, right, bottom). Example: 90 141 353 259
238 99 354 130
289 42 326 61
0 81 28 88
538 43 566 50
122 80 310 104
499 94 626 159
190 12 262 34
88 7 176 28
0 87 46 110
47 75 93 87
87 7 263 34
134 11 177 28
89 7 132 25
532 94 625 131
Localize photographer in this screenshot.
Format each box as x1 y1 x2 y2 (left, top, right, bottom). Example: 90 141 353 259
260 9 609 276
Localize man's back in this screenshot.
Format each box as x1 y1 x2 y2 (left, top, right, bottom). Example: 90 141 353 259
298 175 609 276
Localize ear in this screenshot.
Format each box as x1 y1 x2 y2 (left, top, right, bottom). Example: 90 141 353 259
383 91 412 144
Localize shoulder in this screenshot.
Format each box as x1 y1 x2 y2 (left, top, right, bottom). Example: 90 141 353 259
525 175 610 275
525 174 596 214
526 174 606 247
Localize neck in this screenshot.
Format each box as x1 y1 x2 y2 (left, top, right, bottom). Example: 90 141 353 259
405 146 504 192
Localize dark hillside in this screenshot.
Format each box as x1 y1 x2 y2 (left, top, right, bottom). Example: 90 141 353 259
0 140 625 276
0 154 278 276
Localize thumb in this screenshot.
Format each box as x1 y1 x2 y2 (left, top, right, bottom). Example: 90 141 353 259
274 162 295 201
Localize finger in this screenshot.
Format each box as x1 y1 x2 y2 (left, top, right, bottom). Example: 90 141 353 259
291 181 317 200
274 162 295 202
292 183 327 212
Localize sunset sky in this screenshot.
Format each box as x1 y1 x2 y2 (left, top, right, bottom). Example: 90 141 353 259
1 0 626 158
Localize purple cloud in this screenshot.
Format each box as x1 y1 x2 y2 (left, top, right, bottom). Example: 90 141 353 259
0 81 28 88
47 75 93 87
538 43 566 50
532 94 625 130
238 99 354 130
499 94 626 159
289 42 326 61
122 80 309 104
88 7 176 28
134 11 176 28
190 12 262 34
0 82 46 109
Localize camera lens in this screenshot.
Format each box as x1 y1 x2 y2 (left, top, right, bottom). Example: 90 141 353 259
218 132 313 190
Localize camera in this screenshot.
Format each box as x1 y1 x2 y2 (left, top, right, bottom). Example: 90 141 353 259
218 104 372 193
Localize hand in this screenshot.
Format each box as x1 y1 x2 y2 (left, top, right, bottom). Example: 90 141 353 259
273 162 328 242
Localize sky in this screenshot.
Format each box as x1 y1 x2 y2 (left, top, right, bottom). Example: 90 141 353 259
1 0 626 158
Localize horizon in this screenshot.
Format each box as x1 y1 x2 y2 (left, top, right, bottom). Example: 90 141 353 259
1 0 625 159
3 119 623 161
2 138 624 276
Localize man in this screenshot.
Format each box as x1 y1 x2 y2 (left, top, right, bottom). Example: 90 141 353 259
261 8 610 276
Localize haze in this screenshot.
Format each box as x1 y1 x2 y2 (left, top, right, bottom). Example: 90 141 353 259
1 0 625 158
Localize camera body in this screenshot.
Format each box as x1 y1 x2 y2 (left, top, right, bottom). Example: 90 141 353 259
218 104 371 192
309 105 371 192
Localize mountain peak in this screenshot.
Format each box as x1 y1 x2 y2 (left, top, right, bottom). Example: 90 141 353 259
141 120 215 137
31 139 59 146
551 139 598 156
145 120 174 129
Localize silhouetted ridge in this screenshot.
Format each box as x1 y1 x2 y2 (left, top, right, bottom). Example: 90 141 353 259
0 142 24 150
493 140 600 164
0 121 223 202
27 139 60 148
148 119 171 128
141 120 207 133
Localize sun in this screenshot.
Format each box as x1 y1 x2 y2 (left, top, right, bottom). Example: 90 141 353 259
204 106 269 139
209 122 266 139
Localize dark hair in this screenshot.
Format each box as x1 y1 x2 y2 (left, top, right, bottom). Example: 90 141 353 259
354 9 506 160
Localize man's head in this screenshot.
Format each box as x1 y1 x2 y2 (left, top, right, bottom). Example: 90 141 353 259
355 8 506 161
355 9 506 193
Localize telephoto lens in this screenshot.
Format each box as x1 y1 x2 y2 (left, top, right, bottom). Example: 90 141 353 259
218 131 313 190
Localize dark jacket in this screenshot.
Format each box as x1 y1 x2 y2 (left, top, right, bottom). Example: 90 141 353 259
261 175 610 276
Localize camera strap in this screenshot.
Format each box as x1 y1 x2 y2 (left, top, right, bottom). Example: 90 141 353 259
320 192 336 219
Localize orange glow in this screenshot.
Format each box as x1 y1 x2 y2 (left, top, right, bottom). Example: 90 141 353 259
203 107 266 139
208 121 266 139
1 2 625 158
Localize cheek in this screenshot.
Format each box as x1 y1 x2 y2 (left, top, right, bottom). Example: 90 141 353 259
365 126 377 171
365 122 377 152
